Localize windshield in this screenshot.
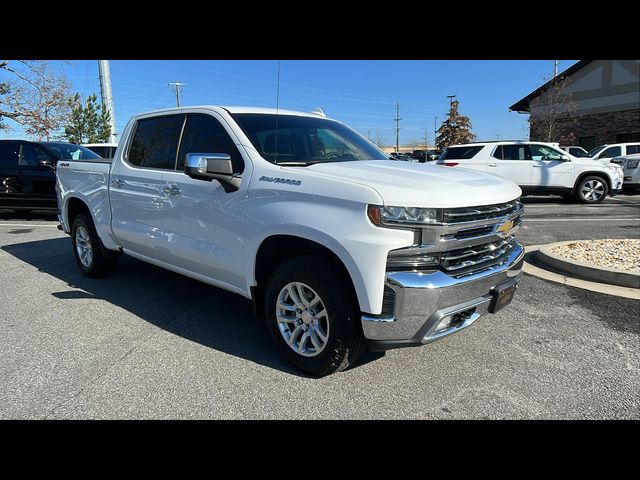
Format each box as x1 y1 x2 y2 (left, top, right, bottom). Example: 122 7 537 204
587 145 606 157
42 143 102 161
231 113 388 165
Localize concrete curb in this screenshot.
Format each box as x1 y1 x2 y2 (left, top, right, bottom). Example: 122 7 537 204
537 241 640 289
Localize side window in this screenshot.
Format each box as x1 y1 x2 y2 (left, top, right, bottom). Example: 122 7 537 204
177 114 244 173
599 146 621 158
626 145 640 155
20 144 52 166
492 145 503 159
0 142 20 168
530 144 563 161
128 115 185 169
501 144 530 160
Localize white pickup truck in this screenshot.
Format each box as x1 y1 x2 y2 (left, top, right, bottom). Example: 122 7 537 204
56 106 525 376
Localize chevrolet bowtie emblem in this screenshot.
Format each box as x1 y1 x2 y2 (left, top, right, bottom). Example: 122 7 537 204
496 219 514 236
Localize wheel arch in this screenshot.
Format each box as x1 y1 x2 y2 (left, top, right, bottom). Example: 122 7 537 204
574 171 612 194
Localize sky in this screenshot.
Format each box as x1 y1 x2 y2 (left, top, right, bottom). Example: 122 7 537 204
2 60 578 145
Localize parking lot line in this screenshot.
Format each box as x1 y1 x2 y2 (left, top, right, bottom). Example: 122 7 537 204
0 223 60 228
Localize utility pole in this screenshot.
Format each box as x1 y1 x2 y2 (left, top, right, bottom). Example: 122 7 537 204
97 60 116 143
447 94 457 106
168 81 187 107
424 129 429 150
497 134 501 141
368 129 371 140
434 116 438 149
394 102 401 153
553 60 559 78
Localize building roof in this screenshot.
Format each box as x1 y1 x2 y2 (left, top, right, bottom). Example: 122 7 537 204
509 60 591 113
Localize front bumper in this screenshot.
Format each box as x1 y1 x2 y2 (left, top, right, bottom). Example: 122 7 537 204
364 239 524 351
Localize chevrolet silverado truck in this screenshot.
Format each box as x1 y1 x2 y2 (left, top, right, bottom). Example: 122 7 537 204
56 106 525 376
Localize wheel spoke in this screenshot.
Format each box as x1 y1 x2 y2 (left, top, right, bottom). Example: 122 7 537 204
308 328 322 350
314 324 328 342
287 325 304 346
278 302 296 312
314 307 327 319
296 283 310 308
297 332 309 353
287 284 305 309
277 315 296 323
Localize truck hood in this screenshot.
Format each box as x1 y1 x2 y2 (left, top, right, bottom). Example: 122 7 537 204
308 160 522 208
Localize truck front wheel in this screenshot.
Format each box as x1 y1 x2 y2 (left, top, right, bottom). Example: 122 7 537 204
71 214 116 277
264 256 366 377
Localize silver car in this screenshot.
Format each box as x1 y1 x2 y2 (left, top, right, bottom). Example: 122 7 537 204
611 153 640 192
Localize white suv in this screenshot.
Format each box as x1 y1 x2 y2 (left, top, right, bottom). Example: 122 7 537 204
586 143 640 163
436 141 624 204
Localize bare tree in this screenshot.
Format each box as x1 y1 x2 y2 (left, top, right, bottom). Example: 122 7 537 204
0 60 71 140
528 75 578 144
373 128 385 148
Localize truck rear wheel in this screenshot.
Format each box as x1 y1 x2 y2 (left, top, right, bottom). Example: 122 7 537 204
264 256 366 377
71 214 116 277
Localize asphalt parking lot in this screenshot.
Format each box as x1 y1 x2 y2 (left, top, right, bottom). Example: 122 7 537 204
1 194 638 419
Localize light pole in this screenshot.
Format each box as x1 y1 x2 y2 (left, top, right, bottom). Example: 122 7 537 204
434 116 438 149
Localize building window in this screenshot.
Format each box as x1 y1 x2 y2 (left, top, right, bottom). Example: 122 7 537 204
578 136 596 151
616 132 640 143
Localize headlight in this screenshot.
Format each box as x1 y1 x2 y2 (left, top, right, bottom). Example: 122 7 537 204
368 205 440 226
627 159 639 169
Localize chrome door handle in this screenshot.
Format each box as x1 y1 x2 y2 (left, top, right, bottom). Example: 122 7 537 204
532 164 542 167
111 178 125 188
488 163 497 167
163 184 181 196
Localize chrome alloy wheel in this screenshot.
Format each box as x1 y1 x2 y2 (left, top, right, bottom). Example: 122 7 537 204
276 282 330 357
75 225 93 267
581 179 605 201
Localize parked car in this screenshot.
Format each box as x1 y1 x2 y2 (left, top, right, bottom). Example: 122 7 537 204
0 140 101 213
586 143 640 163
410 149 427 162
559 146 589 157
426 149 441 161
56 105 524 376
436 141 623 203
611 153 640 192
82 143 118 160
389 152 414 161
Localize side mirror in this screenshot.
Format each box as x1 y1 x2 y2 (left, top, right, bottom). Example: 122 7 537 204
184 153 240 192
38 158 54 168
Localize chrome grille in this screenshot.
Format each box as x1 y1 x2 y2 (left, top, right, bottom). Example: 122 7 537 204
443 199 521 224
440 238 516 273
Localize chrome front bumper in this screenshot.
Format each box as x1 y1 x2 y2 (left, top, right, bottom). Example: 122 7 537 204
363 240 524 350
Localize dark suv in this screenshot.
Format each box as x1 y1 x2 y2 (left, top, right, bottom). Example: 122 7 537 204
0 140 101 213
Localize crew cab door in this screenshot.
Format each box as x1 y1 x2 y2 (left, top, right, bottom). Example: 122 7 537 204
529 144 574 187
109 114 185 258
0 142 21 208
159 112 248 290
489 144 532 186
18 143 58 208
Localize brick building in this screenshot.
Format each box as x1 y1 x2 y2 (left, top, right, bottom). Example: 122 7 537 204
510 60 640 151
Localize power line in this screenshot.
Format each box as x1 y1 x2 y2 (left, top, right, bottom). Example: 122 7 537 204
168 81 187 107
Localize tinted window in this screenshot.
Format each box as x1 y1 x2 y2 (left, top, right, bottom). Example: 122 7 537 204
177 114 244 173
530 144 564 160
42 143 102 161
86 146 110 158
20 144 52 166
569 147 588 157
439 146 483 160
599 146 621 158
231 113 387 164
128 115 184 169
626 145 640 155
0 142 19 168
500 144 531 160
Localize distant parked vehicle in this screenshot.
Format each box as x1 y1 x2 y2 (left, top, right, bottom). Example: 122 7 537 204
83 143 118 160
389 152 414 161
611 153 640 192
560 146 589 157
436 140 624 204
586 143 640 163
410 150 427 162
0 140 101 213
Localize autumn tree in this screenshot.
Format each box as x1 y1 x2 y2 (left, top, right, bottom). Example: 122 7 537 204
435 99 476 150
528 75 578 144
0 60 71 140
63 93 112 144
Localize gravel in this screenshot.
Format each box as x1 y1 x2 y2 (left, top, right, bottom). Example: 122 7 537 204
551 239 640 272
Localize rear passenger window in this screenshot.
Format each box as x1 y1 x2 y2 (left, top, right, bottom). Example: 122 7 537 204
599 146 621 158
128 115 185 169
500 145 530 160
177 114 244 173
0 143 19 167
20 144 52 166
438 146 483 160
626 145 640 155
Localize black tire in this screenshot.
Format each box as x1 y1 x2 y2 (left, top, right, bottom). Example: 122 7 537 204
264 256 366 377
575 175 609 204
71 213 116 277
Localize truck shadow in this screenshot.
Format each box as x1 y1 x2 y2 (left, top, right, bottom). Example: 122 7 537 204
2 237 383 377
